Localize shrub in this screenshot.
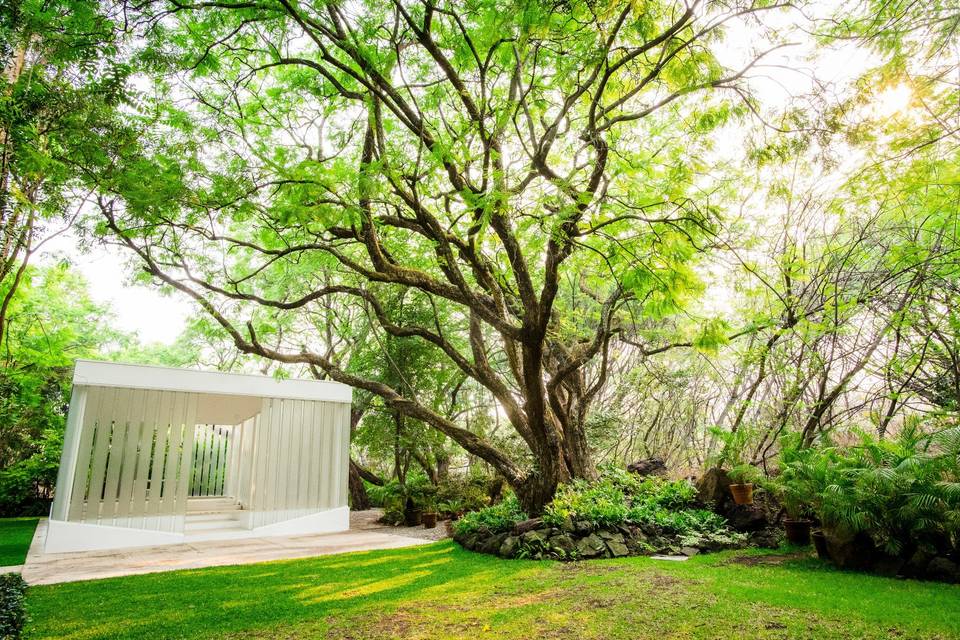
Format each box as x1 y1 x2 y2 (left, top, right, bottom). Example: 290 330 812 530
779 424 960 556
453 495 526 537
0 573 27 639
435 475 491 516
542 479 629 528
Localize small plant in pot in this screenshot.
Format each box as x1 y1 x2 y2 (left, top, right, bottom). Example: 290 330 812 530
421 497 439 529
728 464 759 505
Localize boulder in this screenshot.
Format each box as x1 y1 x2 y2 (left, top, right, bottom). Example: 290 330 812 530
926 557 960 583
513 518 544 535
627 458 668 477
680 546 700 557
499 535 519 558
550 534 577 557
521 528 547 546
573 520 594 535
824 531 875 570
903 548 935 577
695 467 733 508
480 532 508 555
726 505 768 532
576 533 607 558
607 539 630 557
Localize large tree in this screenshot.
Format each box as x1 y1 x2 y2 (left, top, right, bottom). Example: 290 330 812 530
95 0 795 512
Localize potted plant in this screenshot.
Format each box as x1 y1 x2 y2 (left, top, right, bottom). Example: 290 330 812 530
728 464 759 505
421 497 438 529
766 434 817 545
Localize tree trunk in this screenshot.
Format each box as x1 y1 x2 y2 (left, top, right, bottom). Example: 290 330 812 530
348 460 371 510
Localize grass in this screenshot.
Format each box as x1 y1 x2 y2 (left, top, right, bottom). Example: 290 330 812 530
0 517 38 566
24 541 960 640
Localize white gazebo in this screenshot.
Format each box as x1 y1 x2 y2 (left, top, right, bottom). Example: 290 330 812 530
46 360 353 553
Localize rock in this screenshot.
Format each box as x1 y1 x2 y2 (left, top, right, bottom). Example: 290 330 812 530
824 531 875 570
499 535 519 558
513 518 544 535
695 467 732 508
461 533 479 550
749 527 782 549
627 458 668 477
926 557 960 583
726 505 768 532
598 529 618 540
680 546 700 557
550 534 577 557
872 555 906 578
480 532 507 555
521 529 547 546
607 539 630 557
559 516 575 533
903 548 934 577
576 533 607 558
573 520 594 535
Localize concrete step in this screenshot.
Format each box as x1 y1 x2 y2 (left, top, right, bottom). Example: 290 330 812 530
184 522 248 536
185 517 245 532
187 498 239 512
186 512 241 523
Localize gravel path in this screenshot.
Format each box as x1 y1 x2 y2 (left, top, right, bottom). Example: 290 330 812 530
350 509 451 541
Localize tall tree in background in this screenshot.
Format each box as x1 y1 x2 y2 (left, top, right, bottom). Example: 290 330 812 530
95 0 794 512
0 0 127 345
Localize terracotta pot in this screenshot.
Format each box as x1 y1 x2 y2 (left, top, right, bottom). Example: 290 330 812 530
444 519 455 536
812 530 830 560
784 518 812 546
729 483 754 505
422 512 438 529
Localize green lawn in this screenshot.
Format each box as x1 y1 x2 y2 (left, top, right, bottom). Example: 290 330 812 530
25 541 960 640
0 517 38 566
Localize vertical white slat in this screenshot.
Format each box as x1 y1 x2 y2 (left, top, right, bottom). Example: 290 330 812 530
81 387 117 523
320 401 335 510
248 410 264 523
219 428 230 495
212 427 224 495
283 400 303 516
129 390 162 528
252 402 274 526
226 424 240 498
298 401 314 511
173 393 198 531
101 388 136 524
238 415 256 508
51 386 88 522
146 391 173 517
66 387 104 522
336 403 350 508
159 392 187 519
305 401 321 510
115 388 147 526
266 398 285 525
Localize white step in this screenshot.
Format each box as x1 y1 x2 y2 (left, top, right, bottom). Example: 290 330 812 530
187 512 241 523
185 517 243 532
185 522 247 536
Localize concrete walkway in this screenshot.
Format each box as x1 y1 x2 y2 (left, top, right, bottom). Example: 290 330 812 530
22 512 437 585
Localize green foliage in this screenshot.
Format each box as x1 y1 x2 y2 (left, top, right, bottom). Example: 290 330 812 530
434 476 491 517
0 573 26 639
0 265 128 515
452 495 526 537
778 425 960 556
538 468 739 544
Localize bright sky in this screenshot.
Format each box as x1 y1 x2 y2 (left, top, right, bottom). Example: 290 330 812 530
39 231 193 344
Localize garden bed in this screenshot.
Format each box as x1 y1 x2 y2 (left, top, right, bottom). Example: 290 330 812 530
452 468 749 561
